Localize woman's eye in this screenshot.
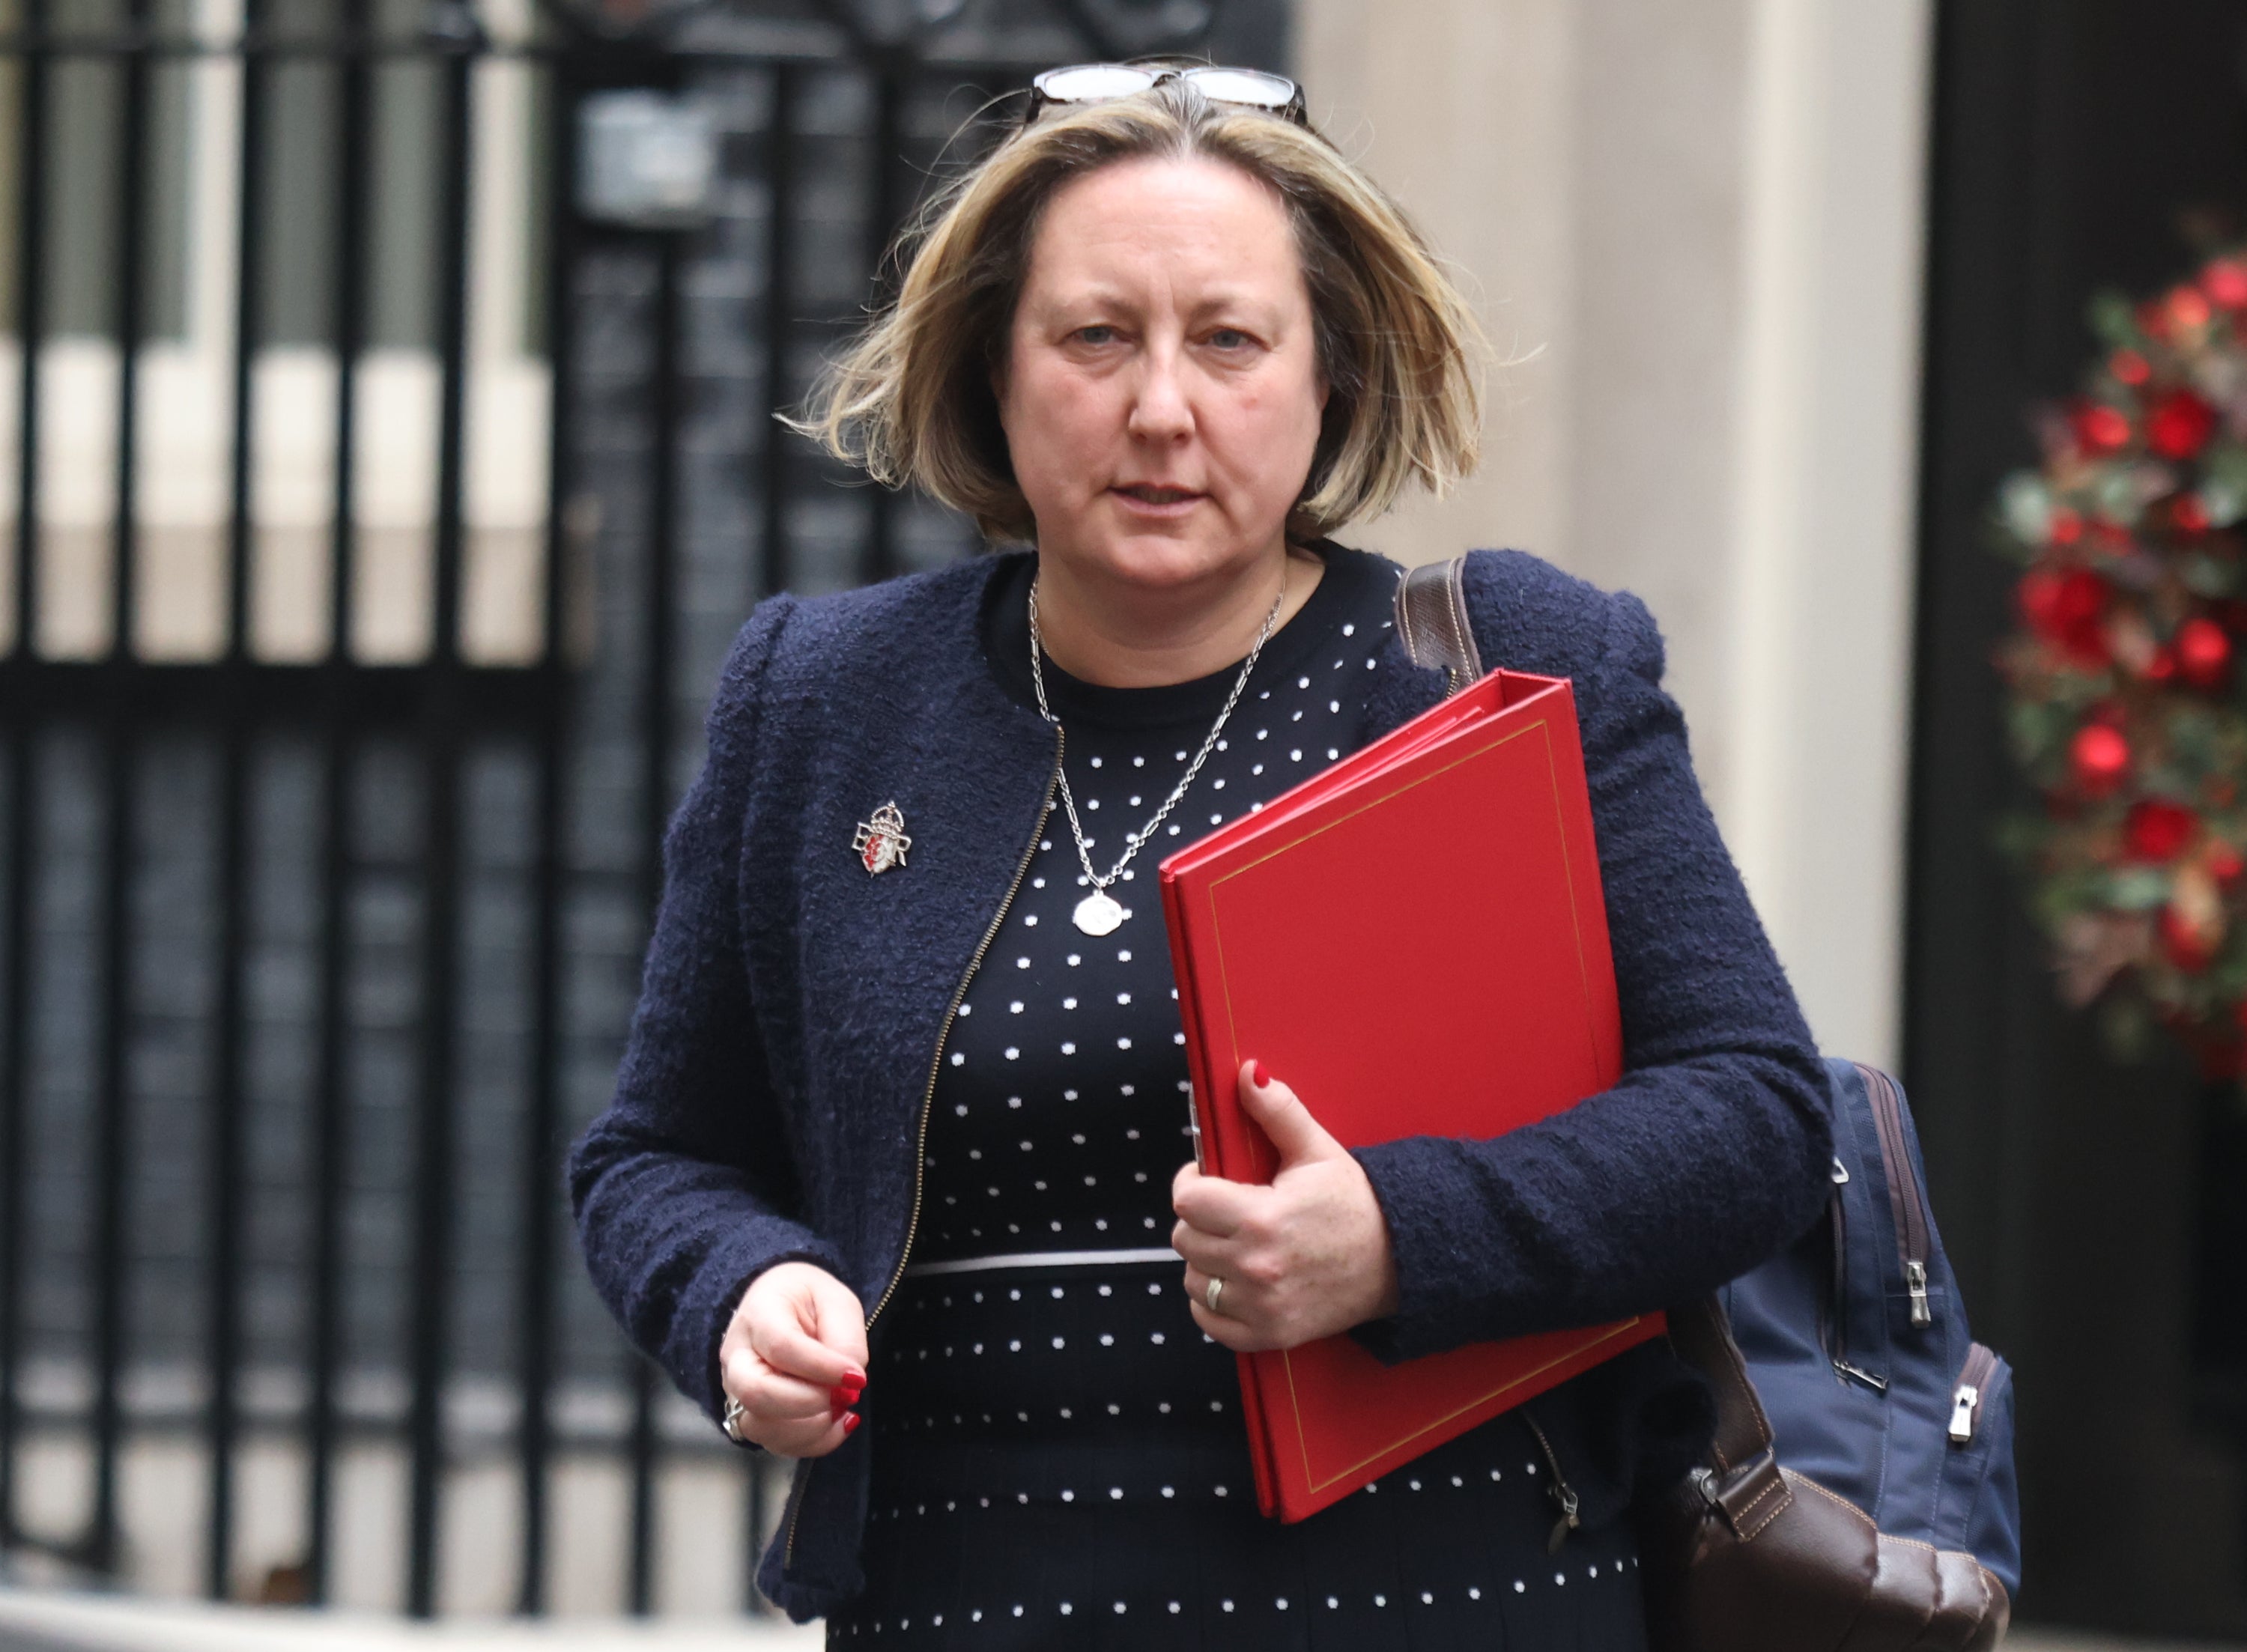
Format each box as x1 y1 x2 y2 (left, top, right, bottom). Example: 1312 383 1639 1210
1074 325 1118 346
1207 328 1252 350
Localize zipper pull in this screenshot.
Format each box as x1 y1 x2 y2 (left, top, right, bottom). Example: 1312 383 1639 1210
1545 1481 1580 1555
1832 1358 1888 1394
1905 1260 1932 1327
1522 1412 1581 1555
1948 1382 1980 1445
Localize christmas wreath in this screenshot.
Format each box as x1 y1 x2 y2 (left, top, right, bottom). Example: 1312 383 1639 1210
1995 249 2247 1072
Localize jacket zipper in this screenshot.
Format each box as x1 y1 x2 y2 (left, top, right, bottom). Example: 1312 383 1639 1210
1855 1063 1933 1328
1520 1411 1580 1555
783 728 1064 1572
1948 1342 1999 1445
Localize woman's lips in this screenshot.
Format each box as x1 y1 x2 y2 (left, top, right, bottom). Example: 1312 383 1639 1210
1109 484 1204 517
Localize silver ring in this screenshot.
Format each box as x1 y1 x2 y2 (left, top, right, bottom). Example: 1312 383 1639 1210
1204 1276 1225 1316
722 1395 750 1446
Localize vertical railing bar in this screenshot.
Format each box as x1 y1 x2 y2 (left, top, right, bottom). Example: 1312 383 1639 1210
88 735 132 1578
514 46 574 1620
744 1453 768 1615
625 1358 658 1613
0 734 27 1555
304 0 373 1604
625 224 684 1622
109 1 147 669
87 0 155 1573
404 7 477 1618
326 0 370 674
222 13 263 669
204 0 267 1600
0 0 51 1548
757 63 795 600
861 63 900 586
423 24 472 675
406 670 463 1618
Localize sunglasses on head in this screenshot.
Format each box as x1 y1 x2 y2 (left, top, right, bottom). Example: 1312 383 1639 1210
1019 61 1309 130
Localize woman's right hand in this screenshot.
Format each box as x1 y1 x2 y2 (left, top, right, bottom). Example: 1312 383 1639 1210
718 1261 870 1457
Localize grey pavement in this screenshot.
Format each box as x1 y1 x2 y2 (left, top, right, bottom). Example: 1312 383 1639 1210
0 1591 2239 1652
0 1591 821 1651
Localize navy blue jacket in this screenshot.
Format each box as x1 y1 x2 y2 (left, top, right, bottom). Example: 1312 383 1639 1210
568 546 1835 1621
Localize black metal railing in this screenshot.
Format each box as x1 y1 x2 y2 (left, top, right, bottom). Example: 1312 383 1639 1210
0 0 1276 1618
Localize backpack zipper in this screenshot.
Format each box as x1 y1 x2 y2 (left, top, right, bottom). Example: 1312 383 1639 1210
782 729 1064 1573
1855 1063 1934 1327
1823 1158 1888 1391
1520 1411 1580 1555
1948 1342 1999 1445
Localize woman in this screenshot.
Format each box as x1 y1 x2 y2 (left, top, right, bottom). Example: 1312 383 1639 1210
570 63 1832 1647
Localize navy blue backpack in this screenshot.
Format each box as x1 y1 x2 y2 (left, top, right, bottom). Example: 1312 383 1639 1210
1640 1059 2022 1651
1395 562 2021 1648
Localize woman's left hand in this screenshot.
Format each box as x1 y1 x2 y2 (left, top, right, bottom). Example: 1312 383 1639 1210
1171 1060 1401 1352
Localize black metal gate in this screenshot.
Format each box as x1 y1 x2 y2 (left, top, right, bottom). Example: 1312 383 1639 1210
0 0 1280 1618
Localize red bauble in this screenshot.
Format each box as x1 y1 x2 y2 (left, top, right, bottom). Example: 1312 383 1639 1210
2147 646 2178 682
2075 402 2133 454
2049 508 2084 545
2069 723 2131 794
2171 288 2214 332
2017 566 2111 662
2176 615 2234 689
2206 259 2247 309
2124 798 2199 861
2171 492 2212 533
2147 390 2219 460
2110 348 2153 386
2210 842 2246 889
2159 905 2219 972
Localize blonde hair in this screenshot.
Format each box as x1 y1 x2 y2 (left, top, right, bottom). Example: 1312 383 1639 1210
794 79 1486 544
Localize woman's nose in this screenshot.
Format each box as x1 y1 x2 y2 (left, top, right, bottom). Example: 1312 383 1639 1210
1126 350 1194 442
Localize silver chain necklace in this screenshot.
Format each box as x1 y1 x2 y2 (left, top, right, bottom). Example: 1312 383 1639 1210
1028 574 1286 935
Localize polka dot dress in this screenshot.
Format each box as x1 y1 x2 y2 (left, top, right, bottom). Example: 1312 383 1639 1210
828 544 1648 1649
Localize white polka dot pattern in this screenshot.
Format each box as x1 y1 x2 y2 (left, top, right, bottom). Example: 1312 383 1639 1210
828 552 1649 1649
876 553 1395 1465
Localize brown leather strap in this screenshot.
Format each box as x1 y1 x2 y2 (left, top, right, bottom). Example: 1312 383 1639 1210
1667 1296 1775 1475
1393 556 1485 695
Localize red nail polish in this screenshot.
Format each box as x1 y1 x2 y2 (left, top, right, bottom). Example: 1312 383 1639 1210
842 1411 861 1436
831 1384 860 1409
1250 1059 1269 1087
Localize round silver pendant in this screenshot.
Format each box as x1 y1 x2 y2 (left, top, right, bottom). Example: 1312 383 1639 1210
1073 890 1126 936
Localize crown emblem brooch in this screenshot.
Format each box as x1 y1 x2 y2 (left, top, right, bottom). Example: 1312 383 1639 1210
852 801 912 875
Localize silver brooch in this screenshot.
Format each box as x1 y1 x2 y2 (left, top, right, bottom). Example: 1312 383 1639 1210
852 801 912 874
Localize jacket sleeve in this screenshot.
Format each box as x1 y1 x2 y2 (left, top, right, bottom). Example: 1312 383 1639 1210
1349 585 1834 1364
568 594 847 1421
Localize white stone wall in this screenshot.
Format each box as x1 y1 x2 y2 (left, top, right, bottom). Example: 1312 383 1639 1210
1298 0 1935 1069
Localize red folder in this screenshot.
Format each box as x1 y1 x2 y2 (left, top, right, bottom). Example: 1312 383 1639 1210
1157 667 1665 1522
